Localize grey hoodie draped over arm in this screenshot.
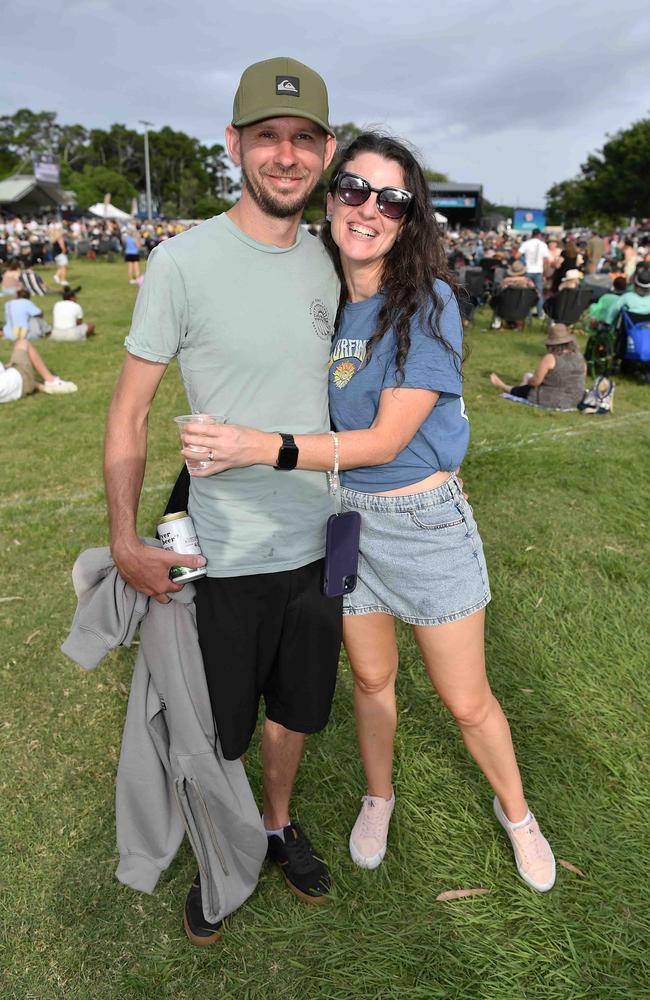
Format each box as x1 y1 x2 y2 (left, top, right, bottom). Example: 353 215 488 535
61 545 267 924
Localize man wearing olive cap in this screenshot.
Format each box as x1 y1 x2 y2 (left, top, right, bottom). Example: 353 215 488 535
104 57 339 944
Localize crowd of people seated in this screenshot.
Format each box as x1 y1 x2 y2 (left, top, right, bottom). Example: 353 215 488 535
442 225 650 334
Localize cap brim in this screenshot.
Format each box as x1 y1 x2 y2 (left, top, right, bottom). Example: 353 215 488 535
232 107 335 137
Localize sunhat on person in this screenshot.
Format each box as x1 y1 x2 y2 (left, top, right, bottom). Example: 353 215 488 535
545 323 577 347
507 260 526 276
633 266 650 289
561 269 582 283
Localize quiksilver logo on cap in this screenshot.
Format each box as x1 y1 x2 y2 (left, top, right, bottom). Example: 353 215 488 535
276 75 300 96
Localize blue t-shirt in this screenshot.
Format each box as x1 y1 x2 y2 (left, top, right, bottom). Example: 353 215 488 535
123 233 138 255
328 281 469 492
3 297 41 340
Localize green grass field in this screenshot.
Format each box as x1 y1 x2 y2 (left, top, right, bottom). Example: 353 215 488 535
1 258 649 1000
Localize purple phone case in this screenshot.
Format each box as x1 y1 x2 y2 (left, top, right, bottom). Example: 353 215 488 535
322 511 361 598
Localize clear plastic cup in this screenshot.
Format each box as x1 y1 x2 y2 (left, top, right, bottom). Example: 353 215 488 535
174 413 227 472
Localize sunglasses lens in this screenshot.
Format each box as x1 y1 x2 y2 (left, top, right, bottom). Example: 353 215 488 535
337 174 369 206
378 190 411 219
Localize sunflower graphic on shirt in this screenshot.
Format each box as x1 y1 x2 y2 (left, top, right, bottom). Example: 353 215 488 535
331 361 357 389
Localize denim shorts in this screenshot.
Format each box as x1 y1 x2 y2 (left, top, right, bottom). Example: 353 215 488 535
340 474 491 626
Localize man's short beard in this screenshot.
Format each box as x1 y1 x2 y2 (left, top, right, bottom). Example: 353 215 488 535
241 164 315 220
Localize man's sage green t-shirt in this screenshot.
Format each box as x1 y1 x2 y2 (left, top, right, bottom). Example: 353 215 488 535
125 214 339 577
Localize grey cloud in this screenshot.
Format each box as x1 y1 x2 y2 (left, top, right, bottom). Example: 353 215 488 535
2 0 649 203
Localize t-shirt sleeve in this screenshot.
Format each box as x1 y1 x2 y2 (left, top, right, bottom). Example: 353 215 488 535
27 301 41 318
124 244 188 363
381 284 463 396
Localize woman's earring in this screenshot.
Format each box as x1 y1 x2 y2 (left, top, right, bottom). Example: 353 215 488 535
326 213 332 222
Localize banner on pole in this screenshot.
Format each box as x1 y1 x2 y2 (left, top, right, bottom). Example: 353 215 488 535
32 153 60 184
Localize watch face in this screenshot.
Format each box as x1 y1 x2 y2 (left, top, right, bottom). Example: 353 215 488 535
279 444 299 469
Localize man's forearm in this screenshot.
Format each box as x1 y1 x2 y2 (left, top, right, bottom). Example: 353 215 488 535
104 399 148 551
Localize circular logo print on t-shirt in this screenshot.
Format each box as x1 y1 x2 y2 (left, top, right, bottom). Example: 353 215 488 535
310 299 334 340
331 361 356 388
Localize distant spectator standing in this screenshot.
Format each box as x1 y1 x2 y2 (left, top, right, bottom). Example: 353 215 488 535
517 229 548 318
623 240 640 281
586 232 606 274
543 239 562 294
51 287 96 341
52 229 69 285
3 288 51 340
552 239 581 292
123 226 141 284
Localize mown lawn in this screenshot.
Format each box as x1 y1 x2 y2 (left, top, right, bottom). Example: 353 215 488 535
1 257 649 1000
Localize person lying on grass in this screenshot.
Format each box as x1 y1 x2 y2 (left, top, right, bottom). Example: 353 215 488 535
0 333 77 403
489 323 586 410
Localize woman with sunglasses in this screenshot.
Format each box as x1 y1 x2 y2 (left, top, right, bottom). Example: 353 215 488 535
182 132 555 893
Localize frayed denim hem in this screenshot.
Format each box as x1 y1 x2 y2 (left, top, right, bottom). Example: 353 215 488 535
343 591 491 627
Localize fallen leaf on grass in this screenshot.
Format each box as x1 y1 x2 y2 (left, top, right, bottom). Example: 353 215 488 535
558 860 586 878
25 629 41 645
534 596 544 608
520 688 534 693
524 545 535 552
0 596 23 603
604 545 624 554
436 888 490 902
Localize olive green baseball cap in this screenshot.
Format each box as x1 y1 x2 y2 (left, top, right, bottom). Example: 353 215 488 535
232 56 334 136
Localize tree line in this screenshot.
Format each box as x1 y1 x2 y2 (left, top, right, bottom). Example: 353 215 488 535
0 111 453 222
0 109 234 218
545 116 650 228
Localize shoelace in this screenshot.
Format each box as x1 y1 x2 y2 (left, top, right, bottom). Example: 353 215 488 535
358 798 388 839
517 821 548 863
283 828 318 874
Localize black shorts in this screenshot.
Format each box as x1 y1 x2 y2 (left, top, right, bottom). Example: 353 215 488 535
194 560 342 760
124 253 140 262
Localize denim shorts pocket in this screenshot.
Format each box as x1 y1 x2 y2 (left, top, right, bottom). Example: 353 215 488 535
409 500 465 531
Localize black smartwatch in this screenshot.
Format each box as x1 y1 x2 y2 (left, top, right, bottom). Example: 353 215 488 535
274 433 299 470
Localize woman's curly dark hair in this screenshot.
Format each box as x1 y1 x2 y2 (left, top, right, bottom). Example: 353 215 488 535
322 131 461 384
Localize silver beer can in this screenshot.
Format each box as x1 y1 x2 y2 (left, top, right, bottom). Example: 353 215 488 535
157 511 207 583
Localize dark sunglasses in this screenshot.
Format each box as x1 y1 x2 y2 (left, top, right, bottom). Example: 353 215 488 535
332 171 413 220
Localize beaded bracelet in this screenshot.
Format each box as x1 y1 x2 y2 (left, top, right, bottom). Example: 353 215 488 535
326 431 340 496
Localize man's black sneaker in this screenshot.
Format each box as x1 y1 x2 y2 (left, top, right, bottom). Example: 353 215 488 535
183 872 223 946
266 823 331 905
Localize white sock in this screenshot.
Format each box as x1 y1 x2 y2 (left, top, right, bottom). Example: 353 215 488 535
262 815 286 841
503 808 532 830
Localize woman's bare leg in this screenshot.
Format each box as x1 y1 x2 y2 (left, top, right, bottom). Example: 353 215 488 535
489 372 513 392
344 613 399 799
413 608 527 822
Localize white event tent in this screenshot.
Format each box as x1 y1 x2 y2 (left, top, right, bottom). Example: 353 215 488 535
87 203 132 220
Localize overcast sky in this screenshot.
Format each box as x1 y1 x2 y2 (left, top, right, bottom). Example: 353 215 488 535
4 0 650 206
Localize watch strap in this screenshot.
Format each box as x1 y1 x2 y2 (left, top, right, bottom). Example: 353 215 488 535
274 432 299 470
